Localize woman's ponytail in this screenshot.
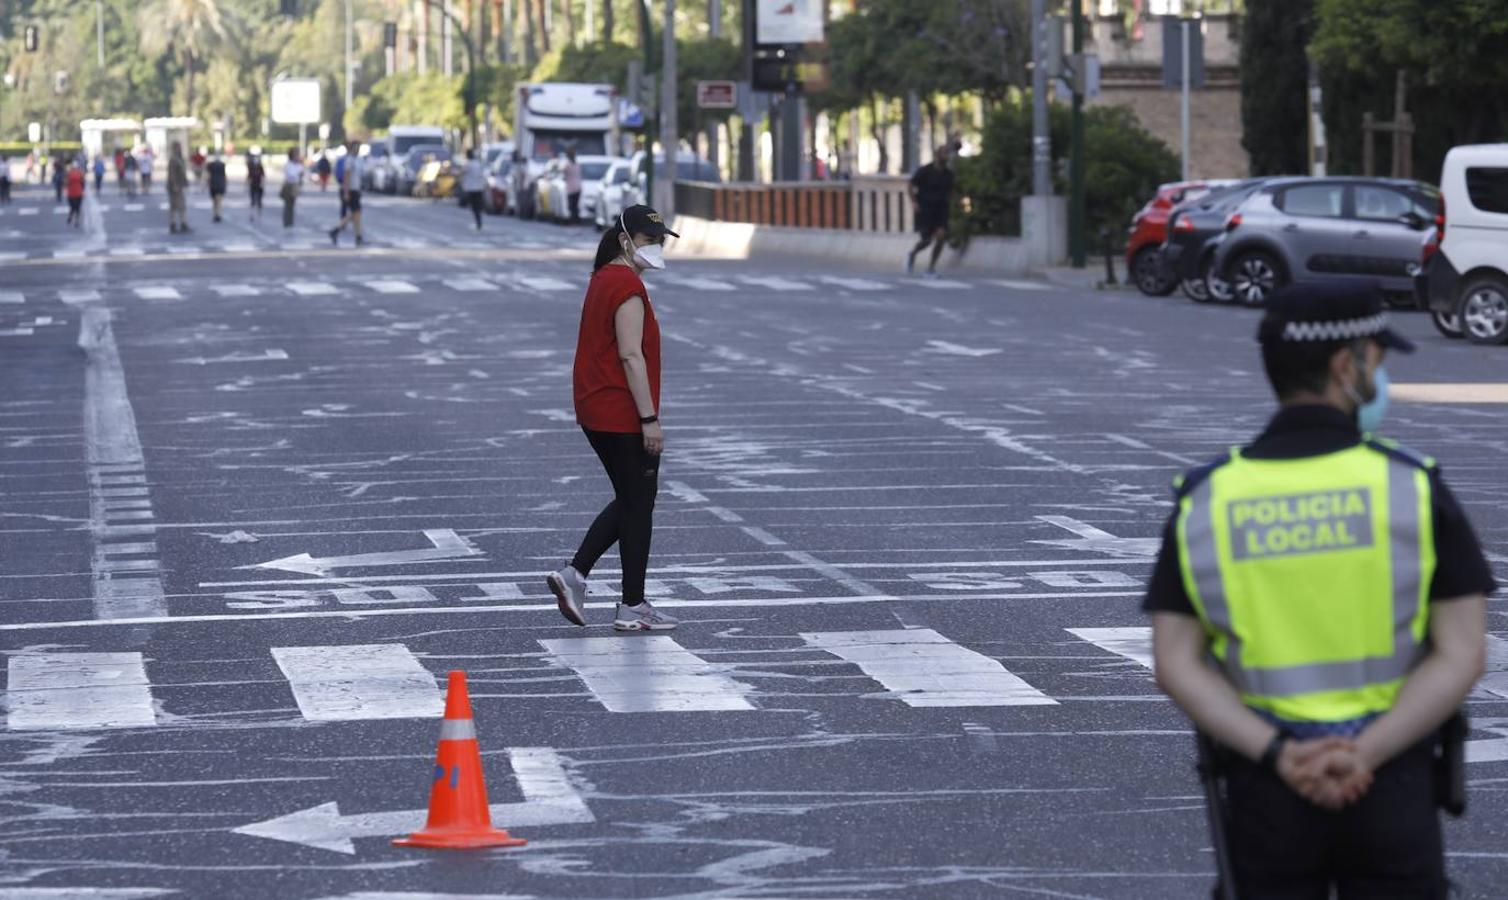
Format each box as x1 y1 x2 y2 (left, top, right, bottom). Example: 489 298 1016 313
592 219 627 273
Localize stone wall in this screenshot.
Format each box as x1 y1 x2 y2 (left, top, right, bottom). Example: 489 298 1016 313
1089 82 1249 181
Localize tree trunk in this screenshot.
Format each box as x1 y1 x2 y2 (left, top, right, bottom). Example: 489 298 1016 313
184 48 196 116
563 0 575 46
524 0 538 66
637 0 650 57
603 0 614 43
869 94 888 175
538 0 552 53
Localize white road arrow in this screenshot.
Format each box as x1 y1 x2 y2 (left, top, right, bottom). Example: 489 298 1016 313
1030 515 1159 558
242 528 482 576
233 748 594 854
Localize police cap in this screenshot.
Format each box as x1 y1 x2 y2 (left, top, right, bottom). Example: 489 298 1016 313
1256 279 1415 354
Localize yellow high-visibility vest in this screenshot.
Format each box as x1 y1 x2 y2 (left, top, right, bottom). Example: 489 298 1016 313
1174 439 1436 722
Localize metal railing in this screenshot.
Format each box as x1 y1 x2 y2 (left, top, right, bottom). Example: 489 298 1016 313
676 178 916 235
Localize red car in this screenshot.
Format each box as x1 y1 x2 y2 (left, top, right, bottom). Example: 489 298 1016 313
1126 180 1233 296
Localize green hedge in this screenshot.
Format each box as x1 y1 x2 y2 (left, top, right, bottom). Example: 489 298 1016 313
953 99 1179 249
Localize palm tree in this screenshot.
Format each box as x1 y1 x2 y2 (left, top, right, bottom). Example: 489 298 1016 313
138 0 234 115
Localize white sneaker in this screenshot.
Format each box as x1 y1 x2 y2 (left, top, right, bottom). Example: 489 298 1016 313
546 565 588 626
613 599 679 632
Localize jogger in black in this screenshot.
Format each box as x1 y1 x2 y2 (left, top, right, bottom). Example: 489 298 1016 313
570 430 661 604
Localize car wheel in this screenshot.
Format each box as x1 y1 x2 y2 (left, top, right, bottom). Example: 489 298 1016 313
1200 255 1237 304
1229 251 1284 306
1132 247 1176 297
1182 277 1212 303
1431 310 1464 339
1459 275 1508 345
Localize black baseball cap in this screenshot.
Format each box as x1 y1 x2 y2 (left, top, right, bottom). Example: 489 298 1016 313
620 204 679 239
1257 279 1415 354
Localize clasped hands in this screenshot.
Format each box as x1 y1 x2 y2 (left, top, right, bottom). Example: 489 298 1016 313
1275 737 1374 810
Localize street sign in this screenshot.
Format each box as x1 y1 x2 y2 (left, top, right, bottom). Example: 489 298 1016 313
27 122 41 143
697 81 737 110
1161 17 1206 89
755 0 824 46
270 78 322 125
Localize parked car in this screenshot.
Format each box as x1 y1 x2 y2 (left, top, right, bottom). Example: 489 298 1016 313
1420 144 1508 344
595 158 639 228
398 144 451 196
1160 179 1272 303
414 158 458 198
1413 225 1462 338
1211 176 1439 306
1126 180 1233 296
541 155 616 222
485 154 514 214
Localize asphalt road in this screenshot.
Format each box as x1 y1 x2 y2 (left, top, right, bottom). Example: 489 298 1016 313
2 179 1506 900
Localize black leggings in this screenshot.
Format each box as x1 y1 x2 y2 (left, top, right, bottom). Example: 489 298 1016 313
467 190 484 227
571 428 660 605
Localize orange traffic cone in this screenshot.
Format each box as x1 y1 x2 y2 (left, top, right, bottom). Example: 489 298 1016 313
393 671 528 850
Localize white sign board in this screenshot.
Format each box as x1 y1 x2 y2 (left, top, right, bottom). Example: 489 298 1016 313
270 78 322 126
27 122 41 143
756 0 824 45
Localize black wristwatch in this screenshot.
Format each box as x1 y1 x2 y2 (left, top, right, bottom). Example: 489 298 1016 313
639 414 658 425
1260 729 1295 773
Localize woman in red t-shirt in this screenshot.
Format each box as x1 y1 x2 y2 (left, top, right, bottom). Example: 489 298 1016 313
64 160 86 227
547 205 681 633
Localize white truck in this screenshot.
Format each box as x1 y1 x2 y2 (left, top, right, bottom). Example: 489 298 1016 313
511 82 618 219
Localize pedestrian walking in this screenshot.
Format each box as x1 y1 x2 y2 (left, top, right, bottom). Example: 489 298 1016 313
0 155 10 204
137 145 154 194
92 155 105 194
564 148 583 225
328 140 364 246
24 151 36 184
123 151 139 198
190 146 206 187
315 152 332 191
247 151 266 221
460 148 486 231
905 145 955 278
334 152 348 220
1145 280 1493 898
64 160 85 227
166 143 190 233
114 147 127 194
51 157 65 203
206 152 227 223
546 204 681 633
280 148 304 228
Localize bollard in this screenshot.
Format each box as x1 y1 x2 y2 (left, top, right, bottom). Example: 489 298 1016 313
1100 226 1118 286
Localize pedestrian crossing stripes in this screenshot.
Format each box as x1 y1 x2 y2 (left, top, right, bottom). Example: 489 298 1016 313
133 286 182 300
364 280 421 294
8 629 1508 730
799 628 1058 707
287 281 340 296
442 277 498 292
272 644 443 721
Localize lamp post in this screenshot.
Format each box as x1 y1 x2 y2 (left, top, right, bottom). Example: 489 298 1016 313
426 0 479 149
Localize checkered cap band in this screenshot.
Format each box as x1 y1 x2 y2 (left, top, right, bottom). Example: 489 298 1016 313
1281 313 1390 343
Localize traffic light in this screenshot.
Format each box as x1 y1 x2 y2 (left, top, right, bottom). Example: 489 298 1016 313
24 25 39 52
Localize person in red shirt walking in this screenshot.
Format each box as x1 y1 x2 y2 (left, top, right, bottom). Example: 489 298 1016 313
548 205 680 632
64 160 86 227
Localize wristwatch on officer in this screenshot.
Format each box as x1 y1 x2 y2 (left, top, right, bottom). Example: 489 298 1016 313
1260 729 1296 773
639 414 658 425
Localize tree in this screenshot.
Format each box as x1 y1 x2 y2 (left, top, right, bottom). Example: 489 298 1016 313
1311 0 1508 178
601 0 614 44
137 0 235 115
1238 0 1313 176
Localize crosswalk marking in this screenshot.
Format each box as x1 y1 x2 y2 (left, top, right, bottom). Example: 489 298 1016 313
122 203 145 212
7 652 158 730
60 289 102 304
134 286 182 300
913 278 970 290
518 275 576 292
287 281 339 296
1480 635 1508 700
800 629 1058 707
443 277 498 292
17 207 38 216
538 636 757 712
991 279 1054 291
213 284 262 297
365 279 421 294
818 275 890 291
1066 627 1154 669
272 644 443 721
51 248 87 259
110 247 146 257
0 250 25 260
736 275 812 291
666 275 736 292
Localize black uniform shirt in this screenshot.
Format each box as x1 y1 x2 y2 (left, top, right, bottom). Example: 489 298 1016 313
1143 405 1497 616
910 162 954 212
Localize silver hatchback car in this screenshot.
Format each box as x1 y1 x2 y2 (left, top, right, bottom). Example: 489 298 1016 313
1211 177 1440 305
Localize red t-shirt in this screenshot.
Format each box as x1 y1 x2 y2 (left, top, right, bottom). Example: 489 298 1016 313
573 264 660 433
65 169 85 199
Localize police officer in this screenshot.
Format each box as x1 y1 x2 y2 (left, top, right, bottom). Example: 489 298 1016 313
1144 281 1493 898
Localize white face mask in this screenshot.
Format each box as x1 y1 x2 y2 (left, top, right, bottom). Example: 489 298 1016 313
633 242 666 270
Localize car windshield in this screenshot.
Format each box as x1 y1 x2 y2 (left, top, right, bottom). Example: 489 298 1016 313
391 133 444 156
531 131 607 160
406 146 450 170
582 162 611 180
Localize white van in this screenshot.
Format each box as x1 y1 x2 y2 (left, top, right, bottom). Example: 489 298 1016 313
1422 144 1508 343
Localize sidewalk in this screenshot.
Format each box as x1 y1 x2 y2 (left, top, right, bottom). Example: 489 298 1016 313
1037 264 1134 292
